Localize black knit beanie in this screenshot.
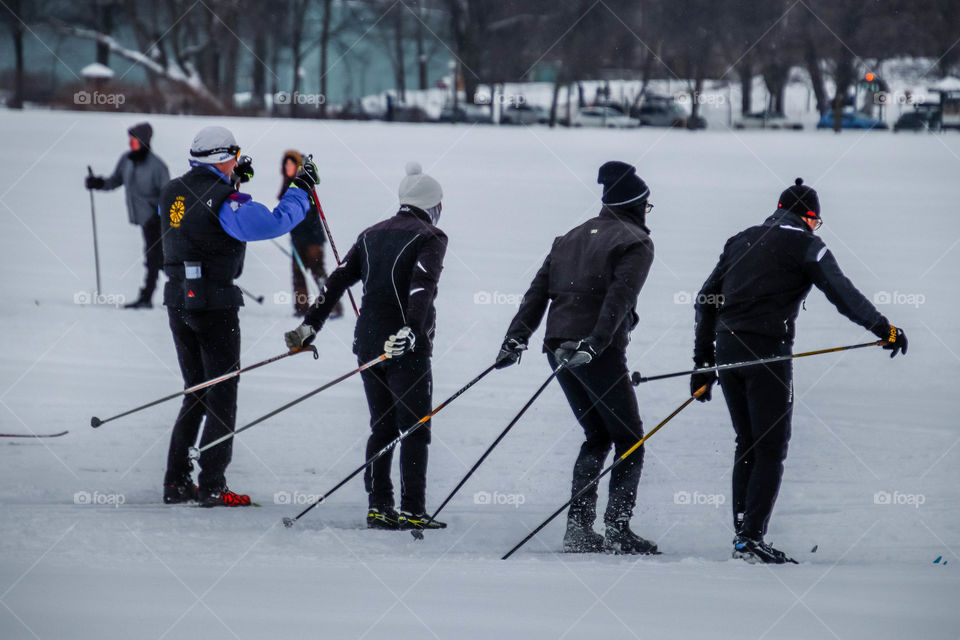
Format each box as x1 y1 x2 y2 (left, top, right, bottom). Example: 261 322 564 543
778 177 820 219
598 161 649 206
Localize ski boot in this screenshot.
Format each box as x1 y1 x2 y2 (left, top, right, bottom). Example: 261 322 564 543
603 519 659 555
563 518 604 553
163 475 198 504
732 535 797 564
198 486 252 507
124 290 153 309
367 506 403 530
398 511 447 530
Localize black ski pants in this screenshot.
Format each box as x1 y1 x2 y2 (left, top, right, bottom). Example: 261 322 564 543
165 307 241 492
717 331 793 541
360 350 433 514
141 215 163 302
547 346 645 527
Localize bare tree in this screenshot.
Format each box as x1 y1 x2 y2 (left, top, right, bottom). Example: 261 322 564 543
1 0 26 108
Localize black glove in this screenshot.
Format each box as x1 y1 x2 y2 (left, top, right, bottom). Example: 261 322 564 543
232 155 254 186
690 360 718 402
384 326 415 358
291 157 320 192
554 338 599 369
883 325 907 358
85 175 105 190
495 338 527 369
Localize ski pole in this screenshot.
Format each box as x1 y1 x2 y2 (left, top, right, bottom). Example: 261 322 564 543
283 363 497 528
631 340 884 386
271 239 322 299
304 155 359 317
90 346 318 428
239 286 265 305
411 364 564 540
502 384 709 559
86 166 102 294
193 354 387 457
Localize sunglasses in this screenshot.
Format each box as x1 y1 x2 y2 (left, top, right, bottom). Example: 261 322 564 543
645 202 654 214
191 145 241 159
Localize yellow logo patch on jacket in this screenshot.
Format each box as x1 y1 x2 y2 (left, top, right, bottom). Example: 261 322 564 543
169 196 186 228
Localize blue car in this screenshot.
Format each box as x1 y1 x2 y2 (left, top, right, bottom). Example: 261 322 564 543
817 110 889 130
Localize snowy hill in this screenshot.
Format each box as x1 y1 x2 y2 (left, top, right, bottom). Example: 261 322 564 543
0 110 957 639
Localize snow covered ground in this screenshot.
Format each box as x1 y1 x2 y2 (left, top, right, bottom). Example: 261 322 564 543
1 110 958 639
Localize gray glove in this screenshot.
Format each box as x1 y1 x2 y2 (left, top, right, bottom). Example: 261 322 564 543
384 327 415 358
285 323 316 350
554 339 599 369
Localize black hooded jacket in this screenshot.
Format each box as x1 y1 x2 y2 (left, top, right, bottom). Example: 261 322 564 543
693 209 889 363
505 206 655 353
304 205 448 359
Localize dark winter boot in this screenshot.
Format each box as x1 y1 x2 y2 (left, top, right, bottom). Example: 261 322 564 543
603 519 659 555
367 506 402 530
398 511 447 530
198 486 252 507
124 290 153 309
163 475 198 504
563 518 604 553
732 535 797 564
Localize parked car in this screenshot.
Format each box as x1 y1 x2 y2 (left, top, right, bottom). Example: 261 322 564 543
438 103 492 124
632 98 687 127
734 111 803 130
500 103 549 125
387 104 431 123
572 106 639 128
893 103 941 132
816 110 888 130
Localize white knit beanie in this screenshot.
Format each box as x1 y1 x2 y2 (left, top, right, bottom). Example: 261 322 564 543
190 126 239 164
398 161 442 210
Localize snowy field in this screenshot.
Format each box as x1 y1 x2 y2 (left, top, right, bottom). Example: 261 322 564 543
1 110 958 639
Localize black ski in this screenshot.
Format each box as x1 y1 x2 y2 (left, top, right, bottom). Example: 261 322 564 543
0 431 69 438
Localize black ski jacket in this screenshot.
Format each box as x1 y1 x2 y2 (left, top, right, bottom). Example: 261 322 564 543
505 206 655 353
694 209 889 363
304 205 448 360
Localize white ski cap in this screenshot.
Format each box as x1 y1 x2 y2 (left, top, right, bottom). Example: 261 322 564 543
190 126 239 164
398 161 442 210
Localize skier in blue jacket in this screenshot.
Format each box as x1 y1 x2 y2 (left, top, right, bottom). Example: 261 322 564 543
158 126 316 507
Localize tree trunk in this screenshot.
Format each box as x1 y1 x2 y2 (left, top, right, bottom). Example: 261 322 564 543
319 0 331 117
832 53 855 132
804 48 828 114
9 0 24 109
548 76 561 127
739 59 752 114
95 1 113 66
688 72 704 129
416 0 427 90
393 9 406 102
251 28 267 112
